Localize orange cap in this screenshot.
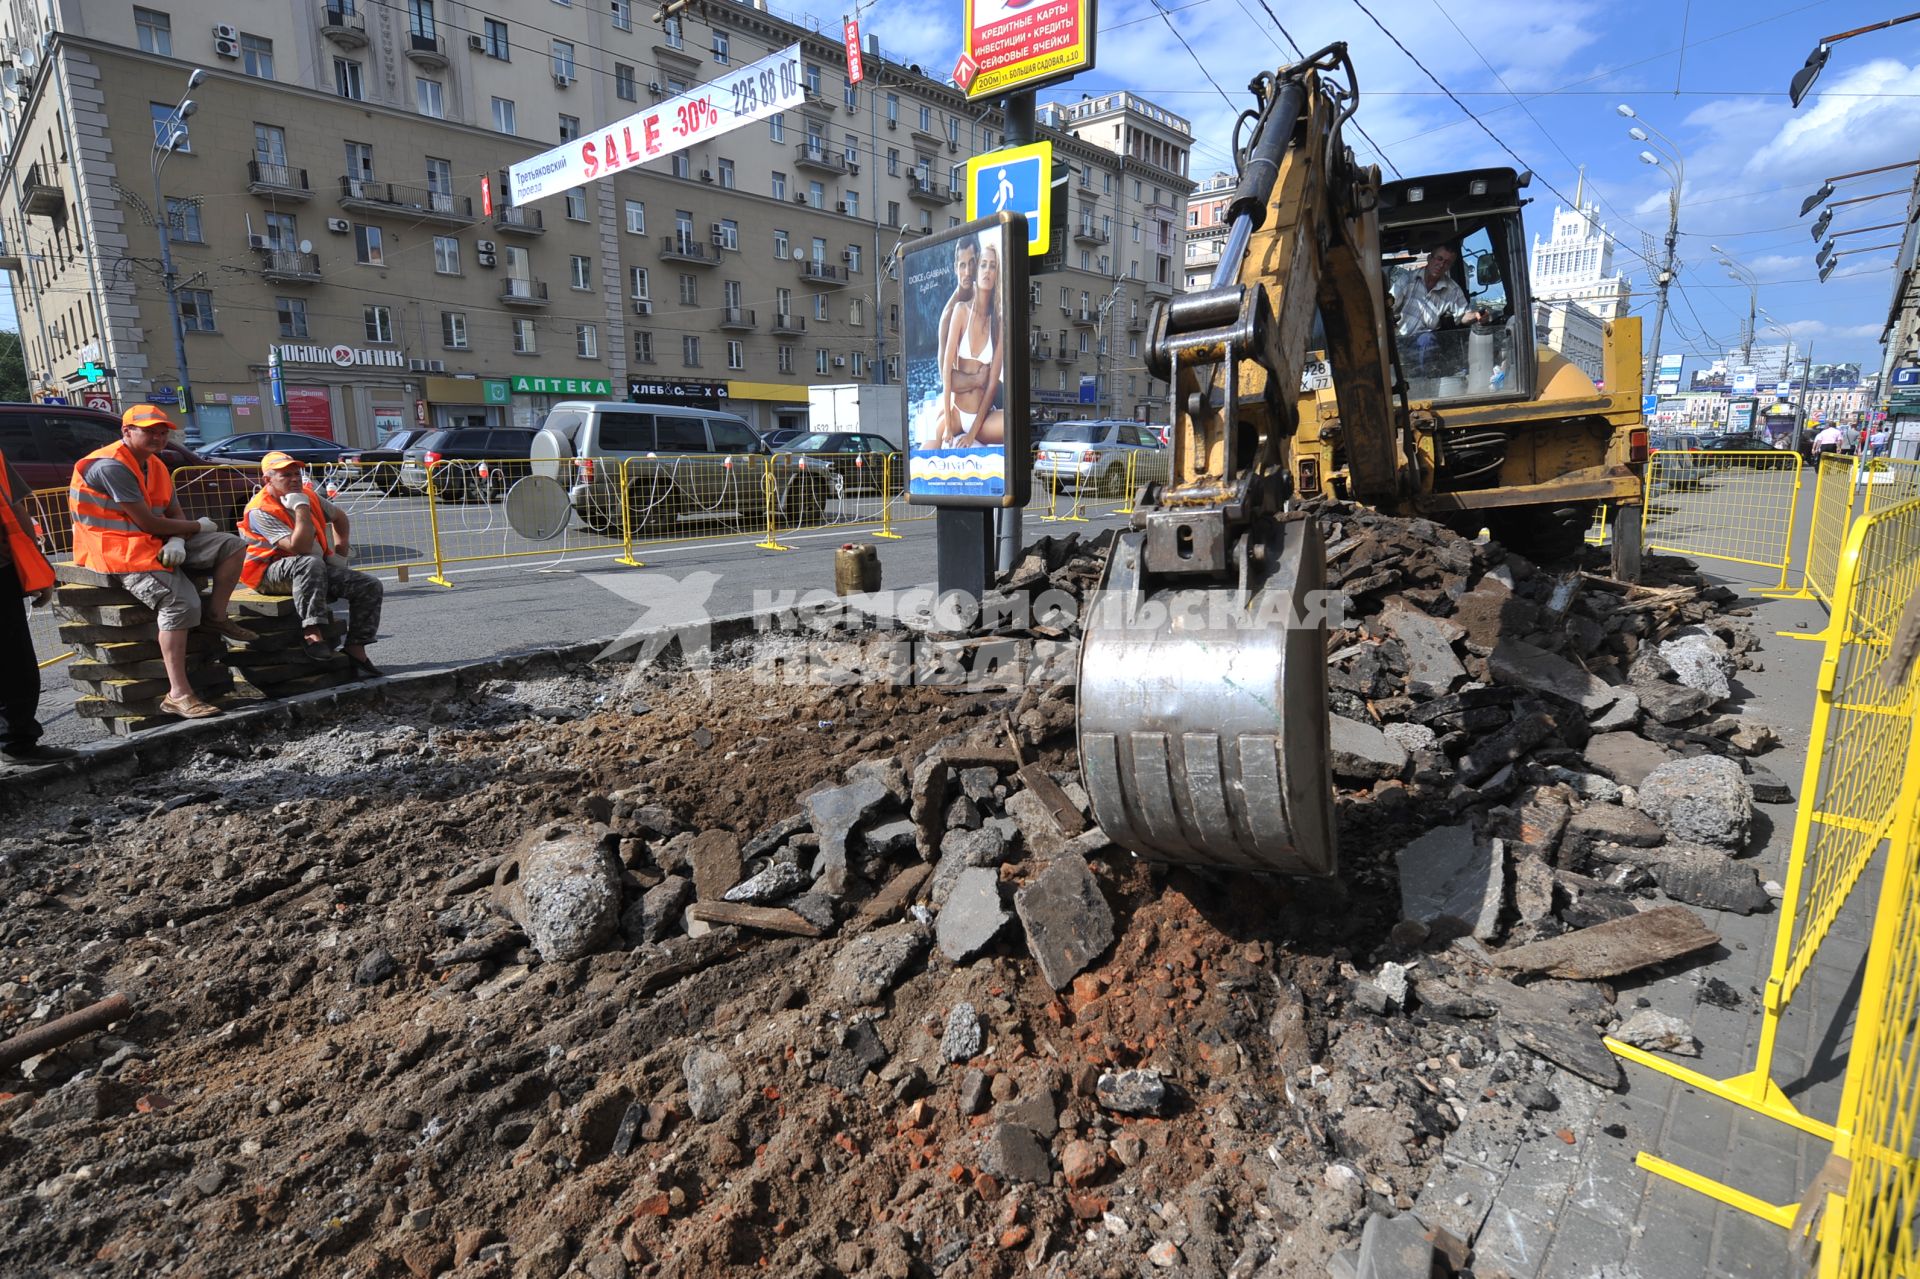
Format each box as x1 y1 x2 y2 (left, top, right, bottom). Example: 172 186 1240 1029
120 404 173 431
260 451 303 473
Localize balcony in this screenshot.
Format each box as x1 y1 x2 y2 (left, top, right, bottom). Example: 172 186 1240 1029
798 260 846 287
659 234 716 266
772 312 806 335
906 174 956 206
499 278 550 307
1057 348 1080 364
1032 344 1055 361
1126 314 1146 333
1146 276 1175 296
259 250 322 283
1072 308 1098 326
493 206 545 235
247 160 312 201
23 163 62 219
1073 224 1109 245
320 4 368 46
405 31 449 68
794 143 848 175
719 307 756 331
337 178 475 227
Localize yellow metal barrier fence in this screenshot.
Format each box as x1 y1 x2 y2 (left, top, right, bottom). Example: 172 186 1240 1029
1641 450 1803 588
1610 495 1920 1231
1798 455 1862 609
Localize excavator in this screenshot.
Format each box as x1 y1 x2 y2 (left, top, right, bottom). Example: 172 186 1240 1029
1076 44 1647 878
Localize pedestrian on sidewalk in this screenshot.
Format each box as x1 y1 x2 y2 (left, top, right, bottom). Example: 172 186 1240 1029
237 451 384 678
69 405 256 719
0 447 76 763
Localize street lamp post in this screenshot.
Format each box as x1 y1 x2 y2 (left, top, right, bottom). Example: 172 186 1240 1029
150 69 206 437
1714 251 1758 367
1619 104 1681 396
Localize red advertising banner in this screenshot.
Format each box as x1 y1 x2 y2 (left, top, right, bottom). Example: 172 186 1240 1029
284 386 336 440
963 0 1094 99
844 20 864 85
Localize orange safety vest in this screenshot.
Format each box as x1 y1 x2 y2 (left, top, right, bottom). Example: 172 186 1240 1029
237 482 333 588
69 442 172 575
0 461 53 595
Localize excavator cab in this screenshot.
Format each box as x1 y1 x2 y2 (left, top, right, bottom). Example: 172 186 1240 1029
1378 168 1538 407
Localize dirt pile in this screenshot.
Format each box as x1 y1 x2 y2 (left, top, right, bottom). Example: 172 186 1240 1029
0 510 1783 1278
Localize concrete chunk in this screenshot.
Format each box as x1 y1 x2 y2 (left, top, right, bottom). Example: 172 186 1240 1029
1660 627 1735 701
828 921 930 1004
1490 638 1622 717
1013 853 1115 990
935 867 1010 962
1331 715 1410 782
1395 824 1502 940
1636 755 1753 851
1353 1211 1441 1279
1613 1008 1701 1056
1379 605 1466 698
1650 841 1772 915
1483 978 1624 1087
807 777 893 895
1493 905 1719 979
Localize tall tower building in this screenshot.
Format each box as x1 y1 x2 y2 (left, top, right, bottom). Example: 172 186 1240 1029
1529 173 1632 322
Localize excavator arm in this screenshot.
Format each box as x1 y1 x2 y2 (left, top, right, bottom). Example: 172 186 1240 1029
1078 44 1403 877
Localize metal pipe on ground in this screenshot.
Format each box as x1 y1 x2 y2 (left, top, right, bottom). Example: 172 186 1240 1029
0 993 132 1070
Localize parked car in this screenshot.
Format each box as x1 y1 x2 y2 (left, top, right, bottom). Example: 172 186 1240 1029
398 427 539 502
532 401 830 534
195 431 361 468
761 428 807 448
771 432 903 495
1031 420 1169 495
352 427 435 491
0 402 257 534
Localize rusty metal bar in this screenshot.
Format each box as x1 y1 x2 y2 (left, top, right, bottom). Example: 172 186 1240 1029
0 993 131 1070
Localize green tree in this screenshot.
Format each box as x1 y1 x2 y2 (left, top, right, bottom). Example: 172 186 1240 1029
0 331 27 403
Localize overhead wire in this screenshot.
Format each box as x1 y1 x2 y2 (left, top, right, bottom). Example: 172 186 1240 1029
1240 0 1402 178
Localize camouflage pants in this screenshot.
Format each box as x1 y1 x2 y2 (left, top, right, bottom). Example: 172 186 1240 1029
258 555 383 646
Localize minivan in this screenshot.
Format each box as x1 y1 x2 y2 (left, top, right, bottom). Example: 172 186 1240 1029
532 401 837 535
397 426 539 501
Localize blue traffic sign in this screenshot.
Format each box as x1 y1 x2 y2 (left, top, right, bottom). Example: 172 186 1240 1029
1642 394 1658 415
965 140 1052 256
1894 365 1920 388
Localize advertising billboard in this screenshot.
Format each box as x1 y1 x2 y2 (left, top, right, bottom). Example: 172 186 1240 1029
902 213 1030 508
962 0 1095 100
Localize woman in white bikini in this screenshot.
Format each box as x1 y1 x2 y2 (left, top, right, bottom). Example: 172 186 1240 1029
941 238 1005 447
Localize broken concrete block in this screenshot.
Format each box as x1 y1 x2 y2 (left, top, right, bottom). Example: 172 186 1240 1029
1612 1008 1701 1057
1457 709 1557 786
1395 824 1502 940
1582 732 1675 787
984 1122 1053 1183
1005 787 1072 860
1378 605 1466 697
1014 854 1115 989
721 858 807 905
628 875 693 945
940 1002 985 1062
1489 638 1623 717
682 1047 744 1122
1095 1068 1169 1115
1636 678 1713 725
1560 805 1665 861
1331 715 1410 782
1650 841 1771 915
1636 755 1753 851
828 921 930 1004
808 777 894 895
1353 1212 1441 1279
1383 722 1439 755
498 828 622 963
1590 687 1641 732
935 867 1009 962
1482 978 1623 1088
1660 627 1735 701
1745 762 1793 805
1513 853 1556 926
1493 905 1719 979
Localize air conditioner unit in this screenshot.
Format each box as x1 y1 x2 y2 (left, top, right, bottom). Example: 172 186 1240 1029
468 34 487 51
633 298 653 315
887 119 897 129
408 358 428 372
214 37 239 59
553 73 573 88
213 22 239 41
648 81 663 94
793 194 807 204
476 251 496 267
848 162 860 176
841 249 854 261
476 239 495 253
835 201 848 214
833 356 846 367
326 217 350 233
948 141 958 152
427 359 447 373
247 234 271 250
700 169 713 183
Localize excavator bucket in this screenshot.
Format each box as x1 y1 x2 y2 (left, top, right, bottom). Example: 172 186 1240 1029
1077 516 1338 876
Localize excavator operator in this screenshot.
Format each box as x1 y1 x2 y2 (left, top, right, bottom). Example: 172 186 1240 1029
1388 241 1492 376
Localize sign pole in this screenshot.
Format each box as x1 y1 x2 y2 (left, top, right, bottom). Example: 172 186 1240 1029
993 90 1036 577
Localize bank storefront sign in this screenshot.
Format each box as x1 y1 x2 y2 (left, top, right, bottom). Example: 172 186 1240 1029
273 343 409 369
511 375 612 396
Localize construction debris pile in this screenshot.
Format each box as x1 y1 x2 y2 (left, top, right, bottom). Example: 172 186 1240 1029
0 506 1787 1279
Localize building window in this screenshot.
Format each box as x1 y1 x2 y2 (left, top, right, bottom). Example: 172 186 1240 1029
678 273 698 305
264 211 297 250
150 103 190 152
718 158 735 189
846 244 861 273
663 15 682 48
135 7 171 55
715 219 738 251
334 58 363 100
814 294 829 321
713 32 730 64
433 235 460 274
625 200 645 234
240 33 274 79
163 197 203 244
492 97 517 134
407 0 436 39
354 224 383 265
683 335 701 366
570 255 591 289
816 349 830 375
768 113 784 143
849 298 864 328
671 153 689 180
773 229 789 260
364 304 393 343
776 286 792 316
276 296 308 339
484 18 509 57
177 289 215 332
947 116 959 144
551 40 574 80
805 63 821 93
344 140 373 182
886 95 899 123
845 80 858 109
577 324 598 358
615 63 636 101
811 236 827 262
727 340 744 370
416 78 444 117
843 189 858 219
887 199 900 227
808 181 824 210
611 0 631 29
442 311 468 349
851 351 865 377
778 345 793 373
559 114 580 141
771 171 787 201
634 330 654 363
426 156 454 205
919 105 931 131
513 318 536 353
565 189 587 221
630 266 650 299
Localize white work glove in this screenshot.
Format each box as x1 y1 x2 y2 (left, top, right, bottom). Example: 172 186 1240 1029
157 537 187 568
195 516 218 535
281 491 311 513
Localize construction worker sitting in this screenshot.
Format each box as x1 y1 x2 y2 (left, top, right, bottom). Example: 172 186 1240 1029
1388 241 1494 377
69 404 255 719
239 451 384 678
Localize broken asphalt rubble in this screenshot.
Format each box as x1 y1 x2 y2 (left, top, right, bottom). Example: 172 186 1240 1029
0 502 1790 1279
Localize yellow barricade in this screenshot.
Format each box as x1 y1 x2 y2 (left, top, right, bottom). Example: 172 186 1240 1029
1610 495 1920 1230
1640 449 1803 588
766 449 900 540
1584 503 1609 546
1798 455 1862 608
1857 454 1920 520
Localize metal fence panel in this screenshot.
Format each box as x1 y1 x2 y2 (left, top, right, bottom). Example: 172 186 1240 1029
1642 450 1802 587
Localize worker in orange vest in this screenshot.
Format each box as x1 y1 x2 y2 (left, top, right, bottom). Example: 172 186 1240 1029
1 447 75 763
238 451 383 677
69 404 256 719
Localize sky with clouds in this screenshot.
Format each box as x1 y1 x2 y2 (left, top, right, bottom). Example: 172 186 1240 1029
834 0 1920 374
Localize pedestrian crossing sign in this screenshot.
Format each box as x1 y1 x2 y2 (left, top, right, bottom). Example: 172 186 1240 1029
966 140 1051 256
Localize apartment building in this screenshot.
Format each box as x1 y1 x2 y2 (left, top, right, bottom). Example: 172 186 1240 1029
0 1 1191 443
1182 170 1231 291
